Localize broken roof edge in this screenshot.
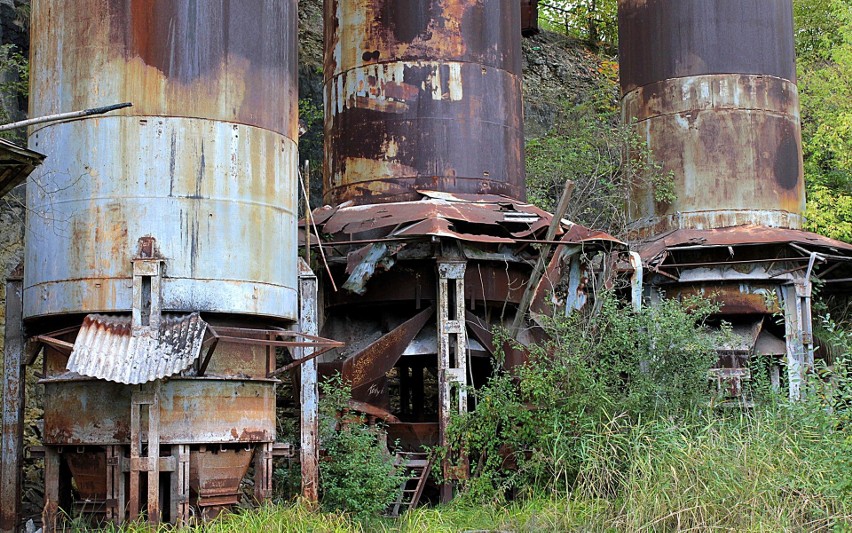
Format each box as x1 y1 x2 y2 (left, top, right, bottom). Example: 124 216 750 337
0 137 46 198
635 225 852 264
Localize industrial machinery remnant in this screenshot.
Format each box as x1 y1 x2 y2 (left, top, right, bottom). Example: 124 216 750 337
619 0 852 400
0 1 340 529
317 0 622 503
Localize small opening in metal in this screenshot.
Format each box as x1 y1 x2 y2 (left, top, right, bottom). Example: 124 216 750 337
141 276 152 327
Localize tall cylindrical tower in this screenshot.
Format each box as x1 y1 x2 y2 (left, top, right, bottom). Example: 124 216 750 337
323 0 526 205
619 0 805 237
25 0 299 522
27 0 299 321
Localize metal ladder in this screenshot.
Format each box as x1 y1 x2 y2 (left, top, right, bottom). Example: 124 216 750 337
388 452 432 517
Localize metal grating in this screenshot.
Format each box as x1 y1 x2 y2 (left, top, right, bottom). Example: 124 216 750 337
67 312 208 384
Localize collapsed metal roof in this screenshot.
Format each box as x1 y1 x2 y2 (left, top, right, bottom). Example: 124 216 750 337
636 225 852 265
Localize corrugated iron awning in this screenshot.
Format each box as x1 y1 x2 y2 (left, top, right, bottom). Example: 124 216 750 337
67 313 207 384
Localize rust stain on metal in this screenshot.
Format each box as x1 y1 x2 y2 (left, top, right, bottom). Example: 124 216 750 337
665 284 782 315
189 448 253 512
637 226 852 265
520 0 540 37
342 306 434 389
67 313 207 384
323 0 525 205
619 0 805 236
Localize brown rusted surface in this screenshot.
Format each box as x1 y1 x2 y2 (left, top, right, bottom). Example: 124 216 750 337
30 0 297 136
26 0 299 321
665 284 783 315
520 0 540 37
619 0 804 236
41 378 275 445
64 449 108 501
342 306 434 389
386 422 440 451
323 0 525 205
189 448 253 512
637 226 852 264
618 0 796 95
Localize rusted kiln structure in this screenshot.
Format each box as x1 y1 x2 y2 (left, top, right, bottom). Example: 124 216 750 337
619 0 852 399
313 0 619 504
1 0 341 528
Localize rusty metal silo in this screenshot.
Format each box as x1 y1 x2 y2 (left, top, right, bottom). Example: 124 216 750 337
323 0 526 205
619 0 805 237
27 0 299 321
22 0 303 525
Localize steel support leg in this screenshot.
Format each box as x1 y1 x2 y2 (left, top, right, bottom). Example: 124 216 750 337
298 259 319 504
254 442 273 503
129 384 161 523
783 281 813 400
437 259 468 503
106 445 126 525
0 273 24 533
42 447 60 533
170 444 189 525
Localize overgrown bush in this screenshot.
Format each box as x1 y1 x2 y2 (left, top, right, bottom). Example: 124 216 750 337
443 293 721 502
318 375 405 518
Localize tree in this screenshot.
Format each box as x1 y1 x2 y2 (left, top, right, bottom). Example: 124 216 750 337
538 0 618 51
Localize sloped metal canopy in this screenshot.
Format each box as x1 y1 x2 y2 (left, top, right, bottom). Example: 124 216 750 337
67 312 207 384
0 137 45 197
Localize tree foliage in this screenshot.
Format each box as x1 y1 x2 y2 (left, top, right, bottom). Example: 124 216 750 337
795 0 852 241
538 0 618 51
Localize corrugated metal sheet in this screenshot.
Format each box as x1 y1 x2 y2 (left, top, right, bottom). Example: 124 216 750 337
67 313 208 385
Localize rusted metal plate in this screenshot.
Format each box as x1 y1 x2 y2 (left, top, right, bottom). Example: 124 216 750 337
386 422 440 451
618 0 796 94
41 378 275 445
619 0 803 237
67 313 207 384
26 0 299 321
624 74 805 236
189 448 252 510
341 306 434 389
65 449 108 500
30 0 297 137
664 284 782 315
520 0 539 37
323 0 525 205
637 226 852 264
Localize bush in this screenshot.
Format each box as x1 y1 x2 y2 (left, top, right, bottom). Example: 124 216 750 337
318 376 405 518
444 293 721 501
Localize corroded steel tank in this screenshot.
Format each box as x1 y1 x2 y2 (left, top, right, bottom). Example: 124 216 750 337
619 0 805 237
323 0 526 205
26 0 299 321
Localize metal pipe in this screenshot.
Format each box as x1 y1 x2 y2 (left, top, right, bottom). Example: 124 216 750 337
0 102 132 131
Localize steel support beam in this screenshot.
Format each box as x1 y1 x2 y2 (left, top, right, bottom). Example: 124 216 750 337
0 273 24 533
437 259 468 503
298 259 319 504
783 281 813 400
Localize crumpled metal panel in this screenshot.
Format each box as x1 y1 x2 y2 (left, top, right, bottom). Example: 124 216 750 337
637 226 852 265
67 313 207 384
315 192 624 246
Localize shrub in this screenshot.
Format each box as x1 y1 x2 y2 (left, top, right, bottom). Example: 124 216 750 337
318 376 405 518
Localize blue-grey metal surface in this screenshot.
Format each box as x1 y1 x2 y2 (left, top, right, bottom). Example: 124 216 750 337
25 0 299 321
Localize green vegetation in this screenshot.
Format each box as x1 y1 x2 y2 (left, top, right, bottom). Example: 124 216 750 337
318 376 406 518
796 0 852 241
538 0 618 52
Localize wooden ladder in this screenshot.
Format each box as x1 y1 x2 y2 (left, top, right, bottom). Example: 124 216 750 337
388 452 432 517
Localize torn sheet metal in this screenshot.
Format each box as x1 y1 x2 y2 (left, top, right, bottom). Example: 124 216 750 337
67 313 207 385
638 225 852 265
314 191 623 247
